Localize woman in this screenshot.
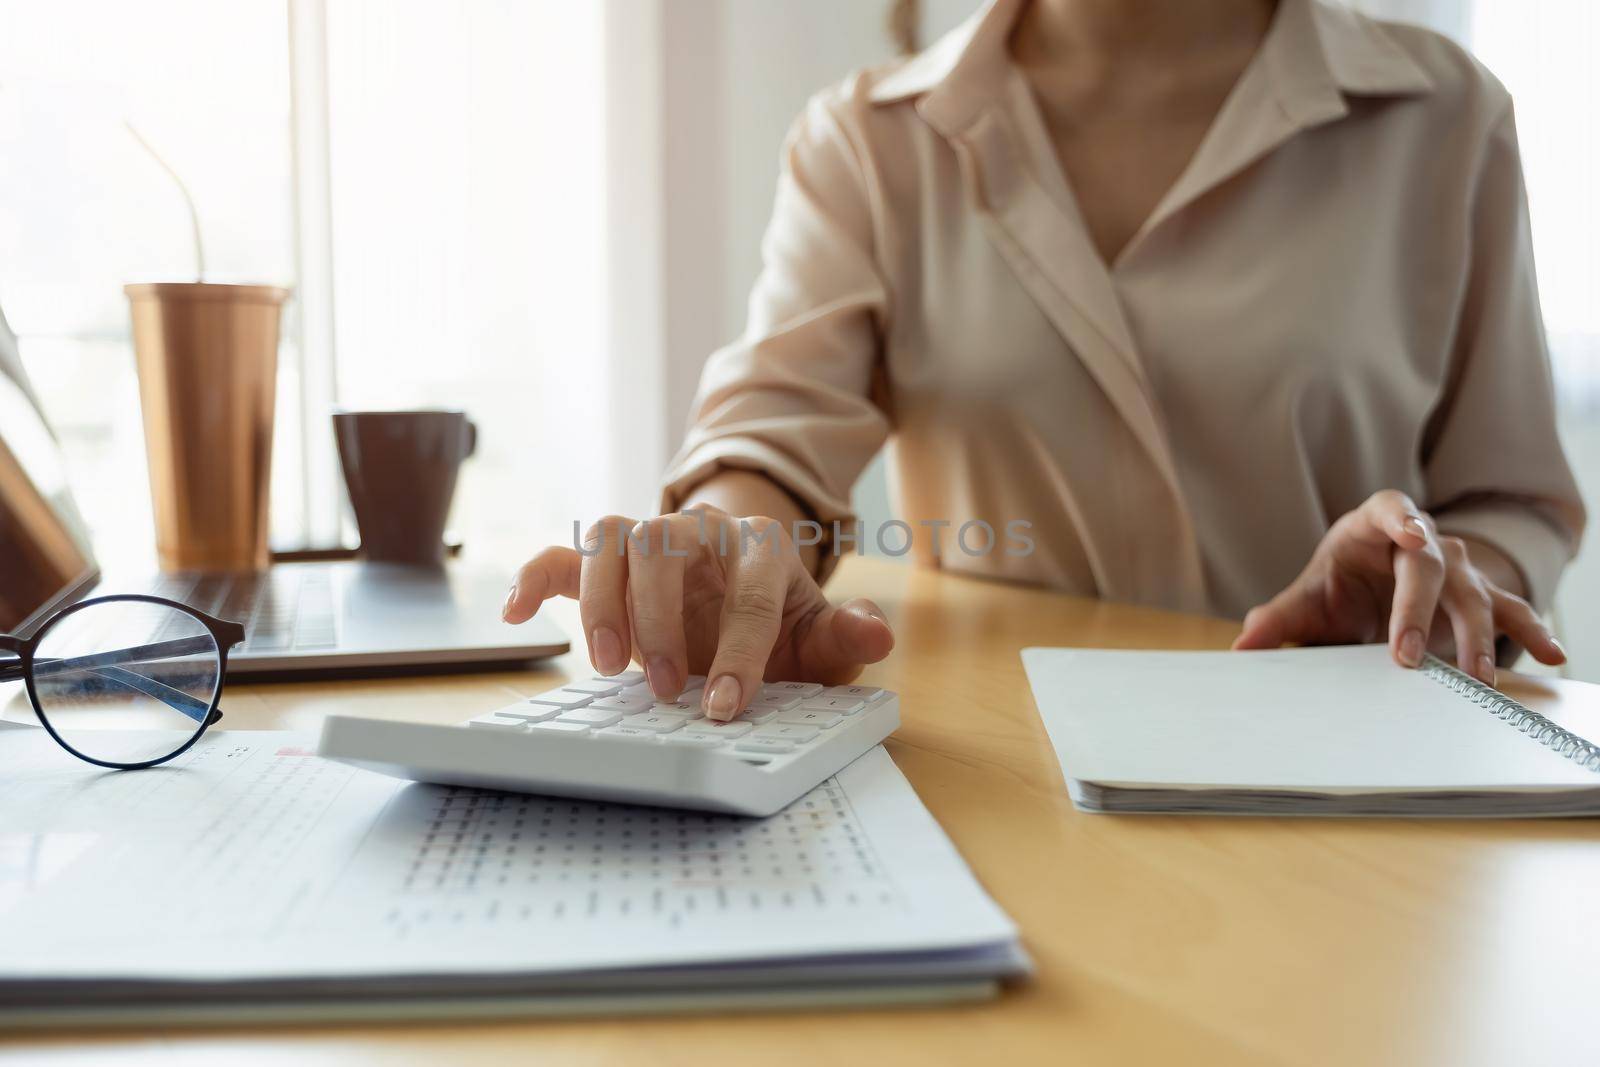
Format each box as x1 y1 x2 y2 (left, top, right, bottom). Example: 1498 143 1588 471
506 0 1584 722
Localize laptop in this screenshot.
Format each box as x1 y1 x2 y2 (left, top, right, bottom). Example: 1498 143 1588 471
0 306 568 678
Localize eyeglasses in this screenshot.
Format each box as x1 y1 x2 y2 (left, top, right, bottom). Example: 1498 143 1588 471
0 594 245 769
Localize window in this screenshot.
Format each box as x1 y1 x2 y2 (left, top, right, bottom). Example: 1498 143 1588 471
322 1 609 558
1350 1 1600 410
0 0 610 574
0 0 295 574
1469 0 1600 411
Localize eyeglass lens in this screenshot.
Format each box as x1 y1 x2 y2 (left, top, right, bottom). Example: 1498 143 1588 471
31 600 222 766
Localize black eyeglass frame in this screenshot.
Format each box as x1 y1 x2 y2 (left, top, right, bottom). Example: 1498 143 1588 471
0 593 246 770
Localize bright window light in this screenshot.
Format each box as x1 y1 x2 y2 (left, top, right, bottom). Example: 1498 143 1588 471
1471 0 1600 408
0 0 609 570
324 0 609 558
0 0 295 573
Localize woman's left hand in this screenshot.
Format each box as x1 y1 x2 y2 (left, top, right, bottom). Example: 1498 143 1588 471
1232 490 1566 684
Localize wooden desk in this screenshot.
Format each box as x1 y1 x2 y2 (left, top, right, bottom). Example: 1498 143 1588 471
7 556 1599 1066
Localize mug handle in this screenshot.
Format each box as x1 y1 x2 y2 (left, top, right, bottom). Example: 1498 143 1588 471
463 418 478 460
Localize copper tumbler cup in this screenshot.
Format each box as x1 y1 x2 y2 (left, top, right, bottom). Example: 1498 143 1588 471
125 282 290 573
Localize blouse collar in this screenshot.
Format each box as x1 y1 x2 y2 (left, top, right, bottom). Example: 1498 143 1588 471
869 0 1436 136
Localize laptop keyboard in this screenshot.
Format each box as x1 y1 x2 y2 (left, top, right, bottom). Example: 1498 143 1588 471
152 567 340 653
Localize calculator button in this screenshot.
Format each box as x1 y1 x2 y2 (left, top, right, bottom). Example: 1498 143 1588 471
593 726 659 743
556 707 626 727
681 719 754 738
753 723 820 743
764 681 823 699
736 738 796 755
750 692 803 711
560 679 623 696
824 685 883 703
468 714 528 731
684 675 707 689
528 688 594 709
661 733 727 749
620 713 686 734
494 705 562 723
778 708 843 729
589 694 656 713
529 721 590 735
801 695 866 716
738 708 781 724
621 682 656 699
595 669 645 685
649 701 701 718
678 686 704 705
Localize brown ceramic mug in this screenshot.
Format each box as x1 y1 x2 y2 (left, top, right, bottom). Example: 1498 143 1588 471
333 410 476 565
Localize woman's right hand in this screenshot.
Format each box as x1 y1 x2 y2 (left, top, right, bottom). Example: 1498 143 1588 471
502 506 895 721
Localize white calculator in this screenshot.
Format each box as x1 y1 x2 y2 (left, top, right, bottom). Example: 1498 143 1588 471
316 673 899 816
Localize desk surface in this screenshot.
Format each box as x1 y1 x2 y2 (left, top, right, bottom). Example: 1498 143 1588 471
8 556 1599 1067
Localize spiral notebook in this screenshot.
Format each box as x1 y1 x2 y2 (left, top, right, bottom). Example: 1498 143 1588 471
1022 644 1600 817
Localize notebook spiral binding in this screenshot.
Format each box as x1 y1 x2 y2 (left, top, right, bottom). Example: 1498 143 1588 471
1421 655 1600 774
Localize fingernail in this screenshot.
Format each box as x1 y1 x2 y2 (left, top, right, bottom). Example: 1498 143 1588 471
705 675 742 721
1550 635 1568 661
848 599 887 623
1403 516 1428 540
501 584 517 621
645 657 680 700
592 627 624 675
1476 653 1497 686
1399 628 1424 668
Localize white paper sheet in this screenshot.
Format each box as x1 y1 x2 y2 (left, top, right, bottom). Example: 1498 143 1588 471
0 731 1017 982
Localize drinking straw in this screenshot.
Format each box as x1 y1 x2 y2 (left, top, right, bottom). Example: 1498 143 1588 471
124 120 205 282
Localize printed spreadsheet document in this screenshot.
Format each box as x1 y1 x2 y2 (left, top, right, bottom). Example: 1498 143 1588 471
0 729 1019 991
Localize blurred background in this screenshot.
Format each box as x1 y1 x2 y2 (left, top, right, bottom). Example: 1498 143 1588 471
1 1 1596 671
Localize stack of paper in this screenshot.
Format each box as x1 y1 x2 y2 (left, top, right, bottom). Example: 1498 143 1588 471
0 729 1025 1025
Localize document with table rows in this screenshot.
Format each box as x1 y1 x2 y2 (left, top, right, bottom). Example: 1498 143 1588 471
0 730 1016 982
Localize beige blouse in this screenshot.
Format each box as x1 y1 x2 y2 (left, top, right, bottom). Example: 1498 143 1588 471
660 0 1585 619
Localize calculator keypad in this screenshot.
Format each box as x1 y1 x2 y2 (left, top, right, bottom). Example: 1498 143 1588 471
620 713 686 733
467 713 528 730
753 722 821 743
528 688 595 709
593 725 658 742
561 679 624 696
495 705 562 723
465 679 893 761
764 682 823 699
778 708 843 729
589 694 657 713
681 719 753 738
801 696 865 715
557 707 626 727
528 720 590 735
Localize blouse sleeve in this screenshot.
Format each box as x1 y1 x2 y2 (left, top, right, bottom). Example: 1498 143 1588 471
1424 101 1586 612
659 90 891 578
